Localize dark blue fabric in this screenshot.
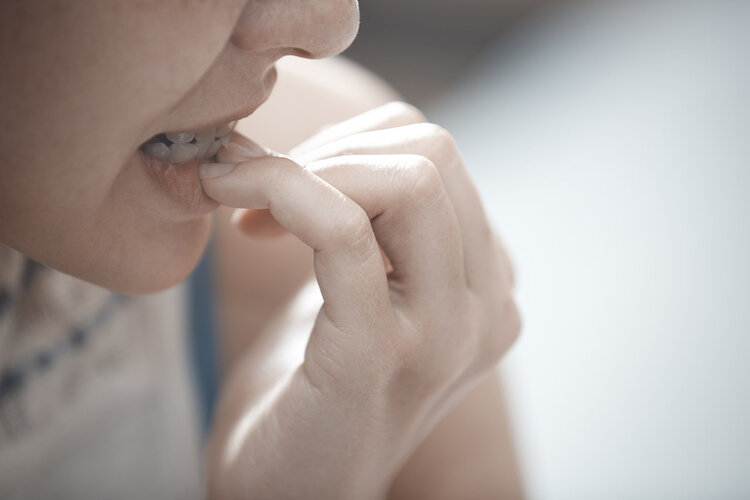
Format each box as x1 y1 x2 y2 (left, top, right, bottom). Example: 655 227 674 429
0 258 132 407
0 258 45 324
0 293 131 404
186 234 221 437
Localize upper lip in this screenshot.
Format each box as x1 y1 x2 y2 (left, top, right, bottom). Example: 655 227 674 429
158 66 278 135
178 98 266 133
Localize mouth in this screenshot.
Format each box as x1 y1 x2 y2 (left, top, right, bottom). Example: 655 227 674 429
137 67 277 216
137 118 241 217
140 65 277 165
140 120 237 164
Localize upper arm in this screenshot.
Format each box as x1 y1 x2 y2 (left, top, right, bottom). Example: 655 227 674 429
387 370 525 500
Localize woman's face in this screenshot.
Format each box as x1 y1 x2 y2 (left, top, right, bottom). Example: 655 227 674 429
0 0 359 293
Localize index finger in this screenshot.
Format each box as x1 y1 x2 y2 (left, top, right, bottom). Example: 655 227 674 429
200 156 392 335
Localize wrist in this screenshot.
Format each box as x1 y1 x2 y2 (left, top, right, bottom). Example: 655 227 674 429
208 367 395 500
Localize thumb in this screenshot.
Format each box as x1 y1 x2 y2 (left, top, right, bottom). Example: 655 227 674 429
230 208 289 238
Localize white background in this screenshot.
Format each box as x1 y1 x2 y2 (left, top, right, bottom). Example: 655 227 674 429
430 1 750 498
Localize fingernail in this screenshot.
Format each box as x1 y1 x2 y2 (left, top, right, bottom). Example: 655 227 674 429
198 162 237 179
226 139 268 158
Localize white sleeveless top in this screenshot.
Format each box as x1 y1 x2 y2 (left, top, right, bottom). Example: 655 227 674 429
0 243 203 499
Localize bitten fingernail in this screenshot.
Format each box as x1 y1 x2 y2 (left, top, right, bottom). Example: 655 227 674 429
198 162 237 179
226 140 268 158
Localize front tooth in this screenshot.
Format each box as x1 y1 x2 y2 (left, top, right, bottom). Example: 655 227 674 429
143 142 171 161
215 122 234 138
194 129 215 158
207 139 222 157
195 141 211 159
166 132 195 144
195 129 215 143
169 143 200 163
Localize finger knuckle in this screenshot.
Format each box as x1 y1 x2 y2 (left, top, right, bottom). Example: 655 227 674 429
403 155 445 209
331 207 374 256
266 157 304 193
381 309 475 400
418 123 460 162
495 236 517 290
389 333 424 375
508 297 523 344
480 296 522 369
385 330 453 399
385 101 426 123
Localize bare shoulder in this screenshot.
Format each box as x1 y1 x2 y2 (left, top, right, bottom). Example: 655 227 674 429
213 57 399 369
235 56 400 153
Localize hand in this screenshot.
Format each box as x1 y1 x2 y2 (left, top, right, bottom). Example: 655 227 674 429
201 102 521 499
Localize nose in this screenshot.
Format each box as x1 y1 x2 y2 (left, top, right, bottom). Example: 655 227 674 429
231 0 360 60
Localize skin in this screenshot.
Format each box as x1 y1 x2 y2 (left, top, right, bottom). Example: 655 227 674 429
211 58 525 499
0 1 523 498
202 100 522 499
0 0 358 293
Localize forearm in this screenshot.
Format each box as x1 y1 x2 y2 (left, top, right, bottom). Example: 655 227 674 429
213 207 313 373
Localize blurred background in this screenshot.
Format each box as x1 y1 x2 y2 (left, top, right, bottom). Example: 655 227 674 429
345 0 750 498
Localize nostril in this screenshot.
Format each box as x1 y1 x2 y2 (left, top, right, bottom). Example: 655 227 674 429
230 0 359 60
290 48 313 59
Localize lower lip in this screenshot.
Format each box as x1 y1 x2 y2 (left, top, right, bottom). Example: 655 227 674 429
140 151 220 217
138 66 277 216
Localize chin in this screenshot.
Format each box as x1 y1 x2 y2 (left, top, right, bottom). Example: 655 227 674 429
82 215 214 295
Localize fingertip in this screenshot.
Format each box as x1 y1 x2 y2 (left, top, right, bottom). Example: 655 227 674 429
198 162 238 180
216 131 275 164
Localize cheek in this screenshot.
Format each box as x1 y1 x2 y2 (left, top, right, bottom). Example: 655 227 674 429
86 213 215 295
3 1 243 186
0 155 215 295
59 203 214 295
62 151 218 294
1 1 242 293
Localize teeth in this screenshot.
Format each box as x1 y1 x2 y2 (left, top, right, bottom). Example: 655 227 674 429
143 142 171 161
169 143 200 163
215 123 233 138
194 129 215 158
207 139 223 158
195 141 211 158
140 121 237 164
195 129 215 143
166 132 195 144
